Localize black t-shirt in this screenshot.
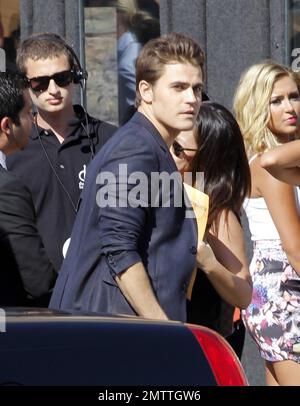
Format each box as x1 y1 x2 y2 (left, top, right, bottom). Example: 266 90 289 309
7 105 117 271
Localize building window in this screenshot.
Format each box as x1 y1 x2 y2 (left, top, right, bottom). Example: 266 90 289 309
84 0 160 125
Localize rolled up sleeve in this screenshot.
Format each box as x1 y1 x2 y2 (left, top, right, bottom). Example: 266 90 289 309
97 131 158 276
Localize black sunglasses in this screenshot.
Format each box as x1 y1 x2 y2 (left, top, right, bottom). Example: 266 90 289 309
173 140 197 157
26 70 74 93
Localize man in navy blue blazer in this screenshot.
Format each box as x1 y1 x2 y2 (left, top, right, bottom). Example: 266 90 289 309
50 32 205 321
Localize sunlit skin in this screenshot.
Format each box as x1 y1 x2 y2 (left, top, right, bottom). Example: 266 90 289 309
268 75 300 143
138 62 203 147
25 55 75 120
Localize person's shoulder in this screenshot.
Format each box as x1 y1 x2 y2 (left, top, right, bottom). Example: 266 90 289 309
0 167 17 186
96 119 118 133
6 149 24 167
73 105 118 138
89 115 118 134
251 153 288 190
94 113 160 153
88 117 118 152
91 113 153 146
0 171 36 219
92 115 159 163
0 169 29 196
6 135 37 170
115 116 155 142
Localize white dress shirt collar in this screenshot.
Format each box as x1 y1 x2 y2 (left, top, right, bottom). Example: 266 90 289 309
0 151 7 169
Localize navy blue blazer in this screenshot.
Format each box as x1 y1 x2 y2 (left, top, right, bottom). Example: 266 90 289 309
49 113 198 321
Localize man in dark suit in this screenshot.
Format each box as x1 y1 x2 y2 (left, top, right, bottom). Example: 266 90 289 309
0 72 56 306
50 33 205 321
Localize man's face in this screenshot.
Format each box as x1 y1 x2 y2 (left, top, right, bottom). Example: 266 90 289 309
144 62 203 141
9 90 33 153
25 54 74 114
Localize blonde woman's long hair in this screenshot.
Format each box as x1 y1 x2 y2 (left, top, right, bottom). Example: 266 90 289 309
233 61 300 156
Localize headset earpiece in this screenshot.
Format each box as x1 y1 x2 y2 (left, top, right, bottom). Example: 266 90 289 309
72 66 88 84
29 33 88 86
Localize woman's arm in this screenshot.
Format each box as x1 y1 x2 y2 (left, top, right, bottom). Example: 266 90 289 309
256 159 300 276
196 210 252 309
260 140 300 185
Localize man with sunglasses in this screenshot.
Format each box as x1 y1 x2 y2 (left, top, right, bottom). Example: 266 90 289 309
7 33 117 272
50 33 206 322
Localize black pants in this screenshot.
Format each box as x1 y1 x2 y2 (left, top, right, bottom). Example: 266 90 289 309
226 320 246 360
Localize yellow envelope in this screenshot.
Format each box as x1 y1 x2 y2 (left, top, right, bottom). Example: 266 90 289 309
183 182 209 300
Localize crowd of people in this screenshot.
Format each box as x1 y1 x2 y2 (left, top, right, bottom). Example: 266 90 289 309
1 25 300 386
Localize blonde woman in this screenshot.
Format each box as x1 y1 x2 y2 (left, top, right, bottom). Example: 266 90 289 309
234 61 300 385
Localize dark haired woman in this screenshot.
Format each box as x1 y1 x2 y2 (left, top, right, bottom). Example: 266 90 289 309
171 101 252 356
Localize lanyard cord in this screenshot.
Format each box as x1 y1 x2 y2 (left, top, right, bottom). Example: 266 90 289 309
34 115 78 213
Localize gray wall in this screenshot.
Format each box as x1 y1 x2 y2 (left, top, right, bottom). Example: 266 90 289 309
20 0 81 52
20 0 83 103
160 0 287 111
20 0 288 111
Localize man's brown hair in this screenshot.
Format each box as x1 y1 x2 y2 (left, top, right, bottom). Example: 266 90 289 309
17 32 74 75
135 32 205 106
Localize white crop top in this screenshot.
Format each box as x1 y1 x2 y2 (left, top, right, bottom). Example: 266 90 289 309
243 155 300 241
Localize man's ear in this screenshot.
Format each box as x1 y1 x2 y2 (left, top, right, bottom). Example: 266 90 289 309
0 117 12 136
139 80 153 104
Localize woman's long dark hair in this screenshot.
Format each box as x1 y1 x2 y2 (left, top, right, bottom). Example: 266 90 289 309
191 102 251 231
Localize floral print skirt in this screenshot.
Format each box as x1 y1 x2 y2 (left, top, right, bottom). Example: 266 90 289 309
242 240 300 363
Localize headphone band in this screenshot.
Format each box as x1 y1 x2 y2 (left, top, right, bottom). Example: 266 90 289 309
64 42 88 82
